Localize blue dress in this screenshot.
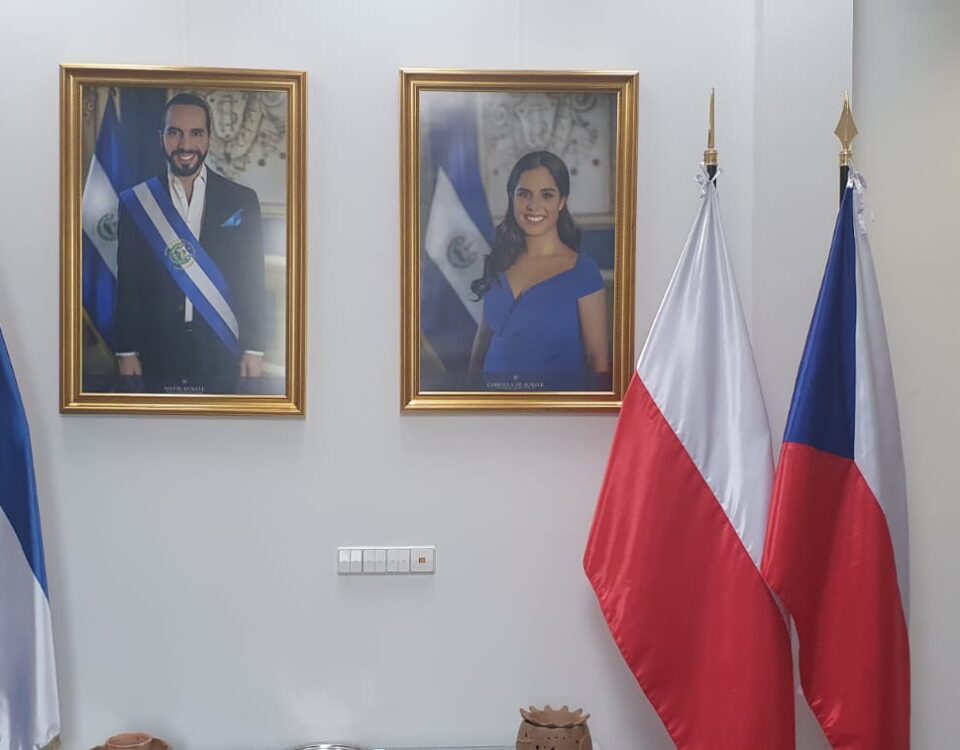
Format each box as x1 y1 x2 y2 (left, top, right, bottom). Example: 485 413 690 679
482 253 605 391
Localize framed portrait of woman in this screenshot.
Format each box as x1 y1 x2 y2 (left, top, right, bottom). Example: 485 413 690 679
400 69 638 412
60 65 305 416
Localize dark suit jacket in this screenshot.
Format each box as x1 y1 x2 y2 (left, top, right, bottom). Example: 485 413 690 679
114 169 267 391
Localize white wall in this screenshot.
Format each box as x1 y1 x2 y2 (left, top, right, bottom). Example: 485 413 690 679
7 1 951 748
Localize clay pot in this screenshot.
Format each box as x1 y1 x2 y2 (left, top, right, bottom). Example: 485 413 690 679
516 705 592 750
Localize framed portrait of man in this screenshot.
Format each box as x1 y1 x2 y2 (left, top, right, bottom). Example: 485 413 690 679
400 69 638 412
60 65 305 416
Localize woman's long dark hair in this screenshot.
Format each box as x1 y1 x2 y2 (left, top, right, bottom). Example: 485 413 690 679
471 151 581 298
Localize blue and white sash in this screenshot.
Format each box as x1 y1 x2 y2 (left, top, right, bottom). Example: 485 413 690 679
119 177 240 356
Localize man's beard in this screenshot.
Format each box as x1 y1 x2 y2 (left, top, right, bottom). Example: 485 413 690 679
166 149 207 177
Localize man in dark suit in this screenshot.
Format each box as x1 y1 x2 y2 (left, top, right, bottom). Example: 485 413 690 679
114 93 267 394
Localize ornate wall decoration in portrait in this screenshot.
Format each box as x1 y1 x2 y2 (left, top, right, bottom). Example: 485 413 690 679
400 70 638 412
60 65 306 415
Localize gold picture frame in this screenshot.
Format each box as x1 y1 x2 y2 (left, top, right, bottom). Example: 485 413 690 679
400 69 638 412
60 64 305 416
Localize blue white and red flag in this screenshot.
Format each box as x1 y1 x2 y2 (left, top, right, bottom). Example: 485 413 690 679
763 169 910 749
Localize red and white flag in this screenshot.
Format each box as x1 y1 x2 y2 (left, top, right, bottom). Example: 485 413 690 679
584 167 794 749
762 169 910 749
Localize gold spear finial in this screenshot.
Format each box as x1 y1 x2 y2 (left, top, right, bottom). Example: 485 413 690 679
834 90 858 167
704 88 718 166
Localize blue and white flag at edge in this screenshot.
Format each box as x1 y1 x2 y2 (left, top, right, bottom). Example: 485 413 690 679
81 95 123 349
421 100 495 372
0 325 60 750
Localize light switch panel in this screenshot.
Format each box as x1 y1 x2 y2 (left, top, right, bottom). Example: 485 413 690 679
337 546 435 575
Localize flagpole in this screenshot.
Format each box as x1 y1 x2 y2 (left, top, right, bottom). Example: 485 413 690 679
834 90 858 203
704 88 718 182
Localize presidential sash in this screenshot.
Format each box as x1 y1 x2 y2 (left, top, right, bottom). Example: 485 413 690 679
119 177 241 356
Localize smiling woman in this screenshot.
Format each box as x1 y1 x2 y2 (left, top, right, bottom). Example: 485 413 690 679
469 151 610 391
